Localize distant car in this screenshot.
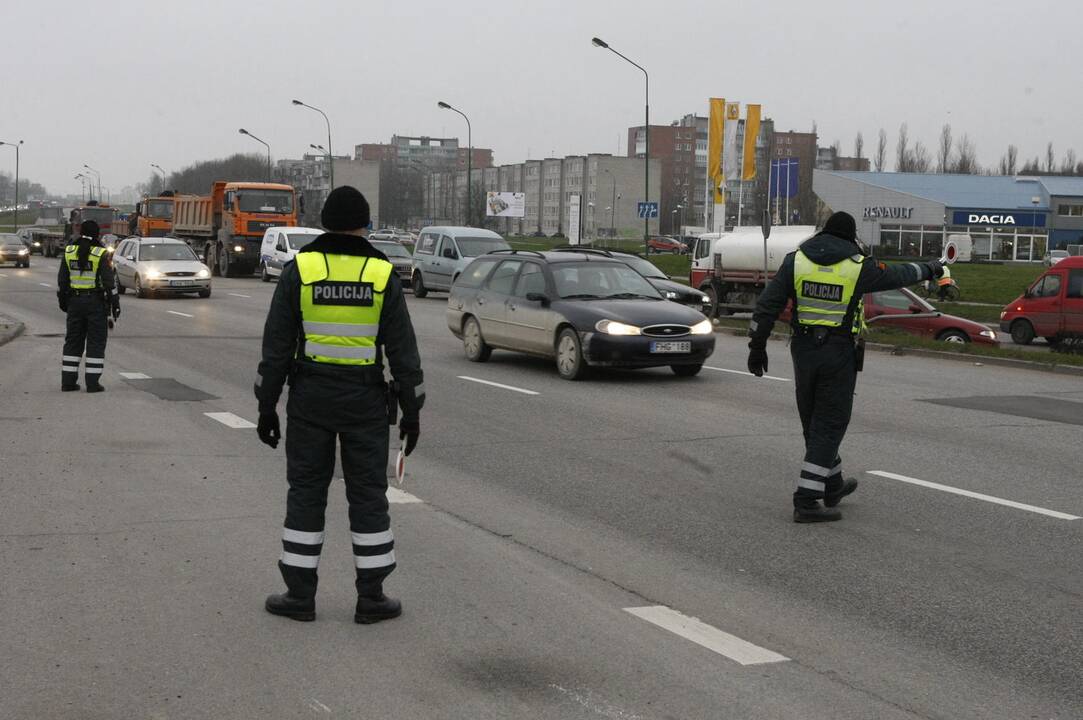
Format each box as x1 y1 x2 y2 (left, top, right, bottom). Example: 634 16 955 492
411 226 510 297
447 250 715 379
371 239 414 288
369 228 397 241
1044 249 1069 267
394 230 416 247
0 234 31 267
259 226 323 282
113 237 212 298
647 236 685 254
554 247 711 310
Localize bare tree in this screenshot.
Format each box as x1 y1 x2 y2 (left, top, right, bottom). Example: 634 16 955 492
937 124 953 173
854 132 864 160
953 134 979 174
1006 145 1018 176
1046 142 1056 173
910 141 931 173
874 129 887 171
1021 157 1041 174
1060 149 1077 175
895 123 909 172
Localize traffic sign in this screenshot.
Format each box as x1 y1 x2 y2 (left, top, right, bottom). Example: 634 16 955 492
637 202 659 219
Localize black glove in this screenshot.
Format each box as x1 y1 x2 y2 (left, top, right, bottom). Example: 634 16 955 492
747 341 769 377
925 259 945 280
57 293 69 313
399 416 419 457
112 304 121 320
257 411 281 449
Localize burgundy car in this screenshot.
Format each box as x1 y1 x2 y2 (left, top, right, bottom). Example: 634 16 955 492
647 236 685 254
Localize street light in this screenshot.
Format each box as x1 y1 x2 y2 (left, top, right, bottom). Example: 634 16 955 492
83 164 102 202
151 163 166 178
239 128 271 181
593 36 650 256
292 99 333 189
0 140 23 231
438 100 472 226
74 174 87 203
602 167 617 236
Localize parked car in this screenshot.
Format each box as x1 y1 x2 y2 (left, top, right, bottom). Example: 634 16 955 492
394 230 416 247
369 228 397 241
1000 256 1083 345
259 226 322 282
447 250 715 379
0 234 31 267
113 237 212 298
1043 249 1070 267
412 226 510 297
371 239 414 287
647 236 685 254
554 247 710 310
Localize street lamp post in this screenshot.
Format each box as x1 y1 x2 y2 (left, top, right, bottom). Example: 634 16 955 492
239 128 271 181
0 140 23 231
602 167 617 236
592 36 649 256
83 164 102 202
437 101 472 226
74 174 87 203
292 100 333 189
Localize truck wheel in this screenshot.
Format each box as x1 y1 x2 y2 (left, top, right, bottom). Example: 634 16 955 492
207 245 220 277
219 247 235 278
1010 319 1035 345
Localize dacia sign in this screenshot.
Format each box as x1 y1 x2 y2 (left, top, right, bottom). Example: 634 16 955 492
863 206 914 220
951 209 1047 228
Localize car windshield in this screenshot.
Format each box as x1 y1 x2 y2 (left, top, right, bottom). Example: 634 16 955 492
373 241 411 258
238 191 293 214
145 200 173 219
552 262 662 299
139 243 198 261
617 255 667 279
456 237 510 257
287 233 317 250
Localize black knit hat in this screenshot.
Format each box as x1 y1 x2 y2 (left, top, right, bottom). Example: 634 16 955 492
321 186 370 231
822 211 857 242
80 220 100 239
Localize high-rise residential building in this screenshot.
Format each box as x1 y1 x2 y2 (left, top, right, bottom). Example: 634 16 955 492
626 123 698 234
356 135 493 171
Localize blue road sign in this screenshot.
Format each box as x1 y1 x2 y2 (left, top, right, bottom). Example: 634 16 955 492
637 202 659 219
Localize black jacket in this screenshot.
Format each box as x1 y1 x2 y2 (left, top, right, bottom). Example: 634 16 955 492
749 231 934 344
255 232 425 416
57 242 118 306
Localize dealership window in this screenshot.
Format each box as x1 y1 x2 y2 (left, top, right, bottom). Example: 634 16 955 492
1058 204 1083 216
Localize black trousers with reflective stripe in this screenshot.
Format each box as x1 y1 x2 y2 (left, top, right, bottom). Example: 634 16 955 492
62 295 108 388
280 369 392 598
790 333 857 506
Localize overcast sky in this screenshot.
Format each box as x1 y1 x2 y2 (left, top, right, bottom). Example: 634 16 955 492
7 0 1080 195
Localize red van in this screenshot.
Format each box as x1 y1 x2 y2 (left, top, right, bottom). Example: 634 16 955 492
1000 256 1083 345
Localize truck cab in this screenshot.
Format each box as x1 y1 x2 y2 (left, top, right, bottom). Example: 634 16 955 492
133 192 176 237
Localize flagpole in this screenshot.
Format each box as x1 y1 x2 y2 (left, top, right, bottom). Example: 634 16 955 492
736 121 746 228
767 159 774 226
785 159 791 226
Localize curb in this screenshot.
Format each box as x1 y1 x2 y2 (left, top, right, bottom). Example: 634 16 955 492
0 314 25 348
714 326 1083 377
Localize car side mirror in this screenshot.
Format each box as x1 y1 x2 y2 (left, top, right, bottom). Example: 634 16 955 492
525 292 550 306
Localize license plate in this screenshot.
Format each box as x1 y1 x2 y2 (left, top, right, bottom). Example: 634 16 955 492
171 280 194 287
650 341 691 353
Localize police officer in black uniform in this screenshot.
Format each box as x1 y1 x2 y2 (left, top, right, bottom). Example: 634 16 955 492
57 220 120 392
747 212 943 523
255 186 424 623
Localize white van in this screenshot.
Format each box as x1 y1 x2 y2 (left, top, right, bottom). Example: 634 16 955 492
411 226 509 297
259 226 323 281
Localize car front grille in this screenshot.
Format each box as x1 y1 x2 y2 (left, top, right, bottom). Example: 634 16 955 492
165 271 196 277
642 324 691 338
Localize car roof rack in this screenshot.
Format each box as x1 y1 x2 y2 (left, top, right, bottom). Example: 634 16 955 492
551 246 614 258
487 249 546 258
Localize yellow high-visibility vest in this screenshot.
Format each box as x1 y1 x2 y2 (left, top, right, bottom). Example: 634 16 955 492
793 251 864 333
64 245 105 290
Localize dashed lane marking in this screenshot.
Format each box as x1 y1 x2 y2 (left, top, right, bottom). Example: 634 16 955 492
118 372 151 380
387 486 423 504
624 606 790 666
167 310 194 318
203 411 257 429
228 293 251 298
703 365 791 382
0 273 7 277
457 375 539 396
868 471 1080 521
38 282 52 288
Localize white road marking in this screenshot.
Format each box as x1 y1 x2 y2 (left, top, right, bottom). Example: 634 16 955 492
387 487 423 504
38 282 52 288
304 698 332 714
203 412 257 429
624 606 790 666
868 470 1080 521
167 310 194 318
704 365 791 382
118 372 151 380
228 292 250 298
0 273 7 277
457 375 539 395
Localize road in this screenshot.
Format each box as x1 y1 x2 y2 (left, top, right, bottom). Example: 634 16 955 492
1 258 1080 719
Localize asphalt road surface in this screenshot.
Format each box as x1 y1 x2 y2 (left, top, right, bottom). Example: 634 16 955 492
1 259 1080 719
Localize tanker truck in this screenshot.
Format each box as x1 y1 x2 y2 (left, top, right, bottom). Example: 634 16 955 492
690 226 818 317
172 181 297 277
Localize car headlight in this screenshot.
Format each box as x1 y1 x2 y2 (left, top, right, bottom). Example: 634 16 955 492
33 241 41 247
700 295 711 304
233 244 244 253
595 319 641 336
690 319 713 335
196 267 211 279
18 248 28 255
980 329 996 339
665 291 678 299
144 269 162 279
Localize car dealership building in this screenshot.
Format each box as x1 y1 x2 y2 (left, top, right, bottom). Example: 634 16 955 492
814 171 1083 261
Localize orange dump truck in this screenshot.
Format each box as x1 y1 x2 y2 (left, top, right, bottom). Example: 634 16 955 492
131 190 176 237
171 181 297 277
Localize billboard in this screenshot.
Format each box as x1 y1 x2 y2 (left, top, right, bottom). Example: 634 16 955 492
486 191 526 218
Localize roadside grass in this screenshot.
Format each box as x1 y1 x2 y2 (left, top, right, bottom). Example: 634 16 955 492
927 301 1003 324
939 262 1045 305
0 208 43 230
711 317 1083 367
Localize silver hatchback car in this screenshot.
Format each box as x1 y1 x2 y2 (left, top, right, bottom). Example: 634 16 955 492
113 237 212 298
411 226 509 297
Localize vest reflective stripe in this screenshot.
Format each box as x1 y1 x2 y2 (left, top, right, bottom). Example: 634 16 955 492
65 245 105 290
296 251 393 366
793 251 862 331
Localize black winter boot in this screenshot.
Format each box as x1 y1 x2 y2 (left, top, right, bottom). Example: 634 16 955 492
61 384 81 392
824 477 859 508
265 593 316 621
355 593 402 624
85 383 105 393
793 502 842 523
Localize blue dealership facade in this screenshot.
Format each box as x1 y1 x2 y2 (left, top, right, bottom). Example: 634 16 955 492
814 171 1083 260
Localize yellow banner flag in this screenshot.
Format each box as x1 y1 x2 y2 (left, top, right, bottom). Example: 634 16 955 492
742 104 761 181
708 98 725 203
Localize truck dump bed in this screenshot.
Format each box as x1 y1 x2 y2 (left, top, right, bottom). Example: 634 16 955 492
172 195 214 237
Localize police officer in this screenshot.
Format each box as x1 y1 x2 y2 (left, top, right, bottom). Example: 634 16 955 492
936 264 953 301
747 212 943 523
255 186 424 623
57 220 120 392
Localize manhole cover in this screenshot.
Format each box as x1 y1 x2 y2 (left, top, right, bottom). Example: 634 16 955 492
123 378 217 402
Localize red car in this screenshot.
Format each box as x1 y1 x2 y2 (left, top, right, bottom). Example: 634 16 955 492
647 236 685 254
781 286 997 345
